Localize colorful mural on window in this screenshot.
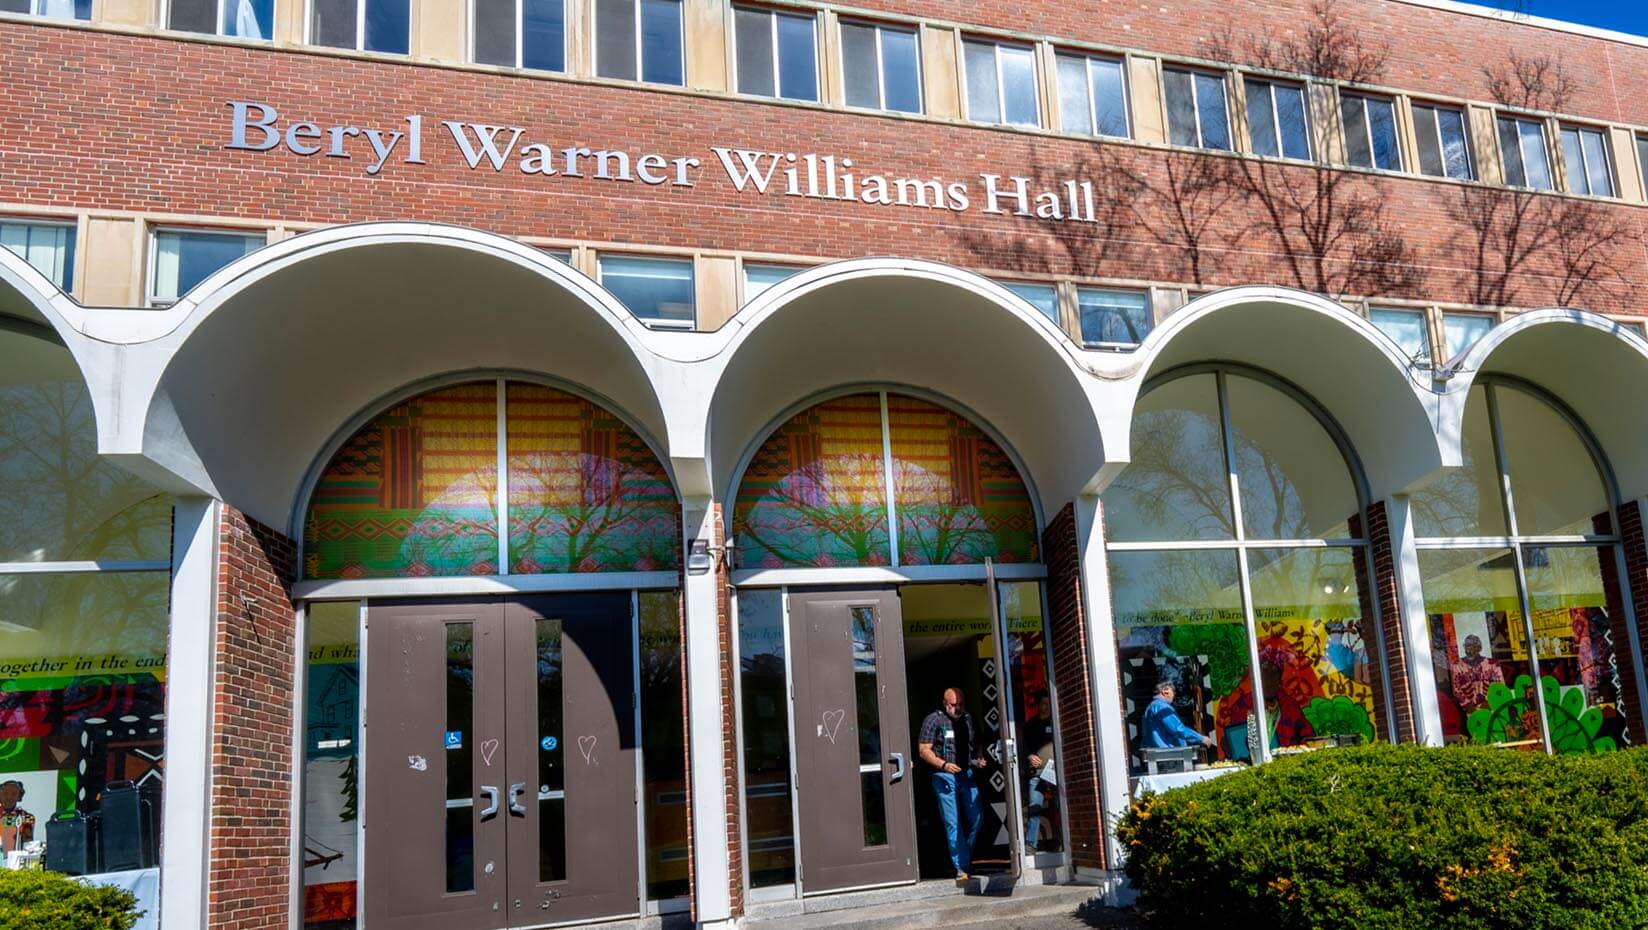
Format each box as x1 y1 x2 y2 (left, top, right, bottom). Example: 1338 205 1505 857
303 381 680 580
506 383 681 574
732 392 1037 569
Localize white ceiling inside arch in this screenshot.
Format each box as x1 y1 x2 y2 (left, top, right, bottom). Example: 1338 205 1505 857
148 242 668 530
704 274 1109 513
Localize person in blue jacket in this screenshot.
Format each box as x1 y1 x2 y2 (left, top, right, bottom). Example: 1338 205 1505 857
1140 680 1215 750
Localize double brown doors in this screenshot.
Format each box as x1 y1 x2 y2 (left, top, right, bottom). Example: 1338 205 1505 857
788 590 919 893
364 594 638 930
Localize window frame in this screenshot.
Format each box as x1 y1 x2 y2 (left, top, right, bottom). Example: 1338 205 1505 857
1440 311 1496 364
1242 76 1312 162
1558 123 1616 198
1366 305 1432 366
1055 51 1131 139
166 0 275 39
1496 113 1556 191
837 19 924 115
1339 91 1402 172
961 37 1042 129
593 0 686 87
597 252 697 329
1411 101 1476 181
1075 286 1153 350
996 279 1062 326
145 226 267 308
0 217 77 292
307 0 412 53
469 0 569 72
730 4 821 103
1162 65 1232 152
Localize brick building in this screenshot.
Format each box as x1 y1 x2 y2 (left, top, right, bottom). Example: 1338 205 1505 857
2 0 1647 928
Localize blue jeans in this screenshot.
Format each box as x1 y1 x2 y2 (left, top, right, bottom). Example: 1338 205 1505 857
1025 776 1044 846
932 770 981 873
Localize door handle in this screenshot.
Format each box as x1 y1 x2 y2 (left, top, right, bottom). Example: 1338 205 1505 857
508 782 528 817
479 785 499 820
888 752 907 784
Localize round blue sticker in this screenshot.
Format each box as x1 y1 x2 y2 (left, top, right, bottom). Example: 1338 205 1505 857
541 736 558 752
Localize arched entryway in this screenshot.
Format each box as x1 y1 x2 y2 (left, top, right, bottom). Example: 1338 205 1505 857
724 388 1062 903
294 376 689 930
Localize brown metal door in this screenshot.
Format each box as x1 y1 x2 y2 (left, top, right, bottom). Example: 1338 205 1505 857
503 593 640 925
789 589 918 894
365 599 509 930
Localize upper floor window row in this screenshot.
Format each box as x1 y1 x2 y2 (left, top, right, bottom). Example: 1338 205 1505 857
313 0 410 54
0 0 89 20
1560 124 1615 198
734 5 819 102
169 0 272 39
475 0 567 72
0 219 76 291
841 20 922 114
1244 77 1311 161
964 39 1040 128
1412 102 1474 181
596 0 685 86
1164 67 1232 152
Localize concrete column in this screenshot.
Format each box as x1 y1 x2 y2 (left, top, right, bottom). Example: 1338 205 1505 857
1386 494 1444 745
158 498 219 930
1072 496 1131 873
681 497 733 927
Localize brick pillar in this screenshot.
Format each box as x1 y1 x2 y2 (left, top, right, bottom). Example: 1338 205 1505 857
1041 503 1107 871
208 506 298 930
1606 501 1648 745
713 504 744 916
1354 503 1417 743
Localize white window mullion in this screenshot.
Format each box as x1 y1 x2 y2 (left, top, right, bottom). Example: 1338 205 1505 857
1215 370 1272 764
769 10 780 94
993 45 1006 124
1269 84 1283 155
356 0 367 51
517 0 525 69
873 27 886 111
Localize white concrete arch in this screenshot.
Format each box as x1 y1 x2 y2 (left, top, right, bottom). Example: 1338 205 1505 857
1443 309 1648 501
1118 286 1446 499
110 222 679 529
690 258 1120 514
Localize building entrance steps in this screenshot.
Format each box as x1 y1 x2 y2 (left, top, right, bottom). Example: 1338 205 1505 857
741 883 1104 930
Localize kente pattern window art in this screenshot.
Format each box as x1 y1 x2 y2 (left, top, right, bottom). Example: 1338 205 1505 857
303 380 680 579
733 392 1037 569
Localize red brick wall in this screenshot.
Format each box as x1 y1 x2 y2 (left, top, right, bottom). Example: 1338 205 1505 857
0 19 1645 314
712 504 744 916
209 506 298 930
1352 503 1417 743
1041 503 1107 871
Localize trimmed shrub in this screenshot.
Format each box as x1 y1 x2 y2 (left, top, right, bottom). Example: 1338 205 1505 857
0 870 141 930
1115 744 1648 930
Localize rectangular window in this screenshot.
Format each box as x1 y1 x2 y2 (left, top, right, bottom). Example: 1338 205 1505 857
1442 313 1494 361
1057 53 1129 139
1340 93 1401 171
148 229 265 306
840 21 922 114
542 248 573 264
596 0 684 86
1368 307 1430 364
736 589 795 887
1077 287 1151 347
1639 135 1648 199
733 6 818 102
744 263 801 301
1163 67 1231 151
599 254 694 326
1497 115 1554 191
1243 78 1311 160
963 39 1040 128
0 0 91 19
312 0 410 54
1559 125 1614 197
0 219 76 291
302 602 360 929
999 281 1060 325
473 0 566 71
1412 102 1474 180
168 0 273 39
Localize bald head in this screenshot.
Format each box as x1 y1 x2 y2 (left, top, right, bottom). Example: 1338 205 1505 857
942 688 964 718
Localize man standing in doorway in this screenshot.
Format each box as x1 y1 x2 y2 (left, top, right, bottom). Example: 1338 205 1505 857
918 687 987 885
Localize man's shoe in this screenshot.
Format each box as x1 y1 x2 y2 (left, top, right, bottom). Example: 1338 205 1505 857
954 871 969 886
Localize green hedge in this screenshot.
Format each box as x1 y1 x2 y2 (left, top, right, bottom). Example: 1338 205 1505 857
0 870 141 930
1115 745 1648 930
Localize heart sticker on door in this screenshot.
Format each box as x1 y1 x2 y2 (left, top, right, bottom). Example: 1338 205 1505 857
577 735 598 765
821 709 846 745
480 738 500 767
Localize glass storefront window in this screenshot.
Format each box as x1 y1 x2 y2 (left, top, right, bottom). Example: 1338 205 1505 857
1001 581 1061 853
1411 386 1509 538
736 589 795 888
1415 382 1631 755
1104 368 1382 771
302 602 361 929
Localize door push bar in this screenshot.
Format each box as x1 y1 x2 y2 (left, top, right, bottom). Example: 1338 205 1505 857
888 752 907 784
508 783 529 817
479 785 500 821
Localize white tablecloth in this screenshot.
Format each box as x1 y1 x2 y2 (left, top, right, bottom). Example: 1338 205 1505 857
1132 766 1241 799
83 867 159 930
